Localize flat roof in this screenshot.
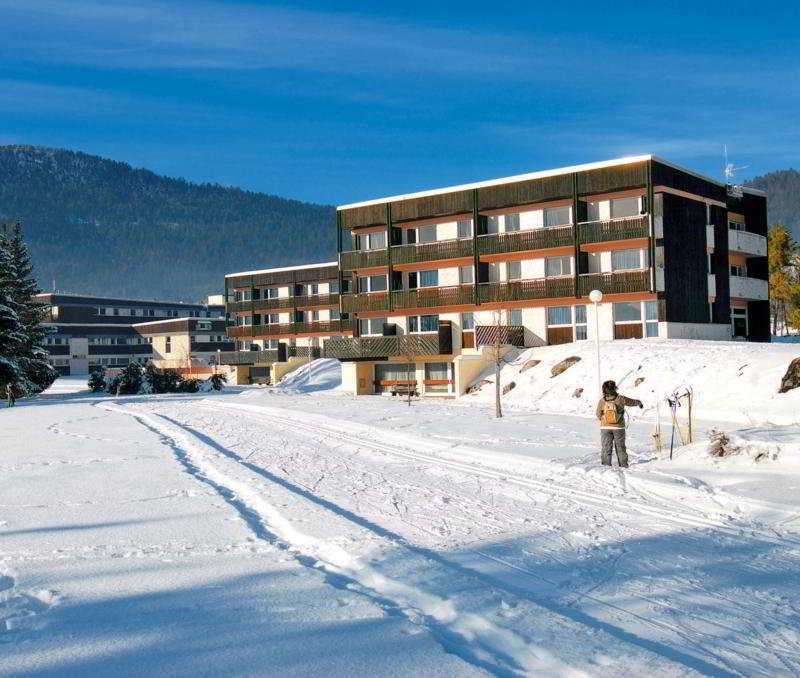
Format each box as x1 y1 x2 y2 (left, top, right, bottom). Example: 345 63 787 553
36 292 222 307
131 317 222 327
225 261 337 278
337 154 765 209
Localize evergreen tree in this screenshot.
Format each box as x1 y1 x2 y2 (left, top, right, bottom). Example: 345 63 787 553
87 367 106 392
7 222 51 349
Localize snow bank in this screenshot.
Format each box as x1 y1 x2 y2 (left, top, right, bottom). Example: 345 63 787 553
466 338 800 424
271 358 343 394
672 425 800 466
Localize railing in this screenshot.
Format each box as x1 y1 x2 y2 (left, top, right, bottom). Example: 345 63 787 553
729 275 768 300
227 320 354 338
577 215 649 244
728 230 767 257
478 277 575 303
340 248 388 270
475 325 525 348
324 333 451 360
577 270 650 295
217 350 279 365
227 293 339 314
391 238 473 265
392 285 475 310
477 225 574 256
287 346 322 359
341 292 391 313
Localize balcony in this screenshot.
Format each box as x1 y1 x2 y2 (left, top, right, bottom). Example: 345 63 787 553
478 277 575 304
227 293 339 314
730 275 768 300
477 225 574 256
340 248 388 271
287 346 322 359
391 238 473 265
217 350 280 365
341 292 391 313
391 285 475 310
577 270 650 296
324 330 452 360
728 230 767 257
578 215 649 244
474 325 525 348
227 320 354 338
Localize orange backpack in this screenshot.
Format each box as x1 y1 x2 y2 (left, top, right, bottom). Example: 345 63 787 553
603 399 621 426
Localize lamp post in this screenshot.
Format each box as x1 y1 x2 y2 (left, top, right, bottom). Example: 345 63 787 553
589 289 603 395
216 348 221 375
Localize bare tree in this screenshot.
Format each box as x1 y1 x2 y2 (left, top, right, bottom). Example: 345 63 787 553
491 310 503 419
402 334 418 406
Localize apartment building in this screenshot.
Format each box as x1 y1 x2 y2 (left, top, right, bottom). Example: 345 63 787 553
38 293 227 375
132 317 233 369
324 155 768 396
223 262 353 384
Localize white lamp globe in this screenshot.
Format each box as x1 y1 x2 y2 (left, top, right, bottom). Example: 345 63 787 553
589 289 603 304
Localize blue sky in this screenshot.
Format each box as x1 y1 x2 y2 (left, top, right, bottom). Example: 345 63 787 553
1 0 797 205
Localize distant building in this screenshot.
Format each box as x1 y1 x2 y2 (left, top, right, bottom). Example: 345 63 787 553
132 317 232 369
37 293 229 376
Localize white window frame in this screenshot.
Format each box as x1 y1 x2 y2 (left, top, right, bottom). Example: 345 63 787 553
408 314 439 333
545 256 572 277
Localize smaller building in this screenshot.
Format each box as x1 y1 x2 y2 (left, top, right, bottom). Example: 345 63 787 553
132 317 234 369
38 293 225 375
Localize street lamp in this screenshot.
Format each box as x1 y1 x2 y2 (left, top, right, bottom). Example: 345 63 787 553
589 289 603 395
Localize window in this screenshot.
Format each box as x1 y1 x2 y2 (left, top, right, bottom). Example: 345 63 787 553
309 284 319 295
311 310 320 321
461 312 475 330
611 248 644 271
545 256 571 277
510 309 522 325
358 274 387 293
408 314 439 332
424 362 451 393
504 213 520 232
586 201 602 222
731 265 746 277
330 309 341 321
544 206 571 227
418 225 437 243
419 269 438 287
267 339 279 349
613 302 642 322
547 306 572 326
359 317 387 335
358 231 386 250
457 219 473 238
459 265 474 284
165 336 172 353
610 197 641 219
506 260 521 281
729 221 745 231
486 215 500 234
329 281 339 294
575 304 587 324
645 301 659 338
263 313 279 324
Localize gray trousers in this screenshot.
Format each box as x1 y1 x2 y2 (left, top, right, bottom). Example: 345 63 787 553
601 428 628 467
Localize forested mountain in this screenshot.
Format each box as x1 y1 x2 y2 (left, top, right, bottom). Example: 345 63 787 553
0 146 335 301
747 169 800 238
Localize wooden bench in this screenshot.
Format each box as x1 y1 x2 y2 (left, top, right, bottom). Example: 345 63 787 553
390 383 419 398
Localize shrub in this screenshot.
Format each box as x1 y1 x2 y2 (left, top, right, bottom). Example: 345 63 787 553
209 372 227 391
87 368 106 392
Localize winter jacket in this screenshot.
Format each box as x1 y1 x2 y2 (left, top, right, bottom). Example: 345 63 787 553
596 394 642 429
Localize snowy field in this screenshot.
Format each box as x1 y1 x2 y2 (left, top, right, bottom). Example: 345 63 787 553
3 340 800 677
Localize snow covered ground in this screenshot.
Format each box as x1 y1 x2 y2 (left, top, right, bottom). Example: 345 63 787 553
3 341 800 676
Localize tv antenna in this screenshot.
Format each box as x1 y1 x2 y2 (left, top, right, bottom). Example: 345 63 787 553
723 145 748 197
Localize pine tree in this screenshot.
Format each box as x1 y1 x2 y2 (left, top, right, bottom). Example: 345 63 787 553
7 222 51 350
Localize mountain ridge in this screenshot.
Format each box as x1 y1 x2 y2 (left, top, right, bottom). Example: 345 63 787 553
0 145 336 301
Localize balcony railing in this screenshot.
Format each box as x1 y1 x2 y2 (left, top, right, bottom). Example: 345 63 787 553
227 293 339 314
392 285 475 310
578 215 649 244
324 331 452 360
341 292 391 313
391 238 473 265
475 325 525 348
340 248 388 270
478 277 575 303
287 346 322 359
217 350 279 365
477 225 574 256
729 275 768 300
728 230 767 257
227 320 354 338
577 270 650 295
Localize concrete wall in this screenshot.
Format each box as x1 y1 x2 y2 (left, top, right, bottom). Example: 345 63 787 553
659 322 732 341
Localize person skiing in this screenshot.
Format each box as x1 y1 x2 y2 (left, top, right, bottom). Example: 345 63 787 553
596 380 642 468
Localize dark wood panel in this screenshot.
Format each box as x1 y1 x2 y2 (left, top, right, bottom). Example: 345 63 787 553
477 174 572 211
747 300 770 342
546 326 574 345
391 190 473 223
339 204 388 230
652 161 726 202
662 193 709 323
711 204 731 325
576 162 648 196
614 323 643 339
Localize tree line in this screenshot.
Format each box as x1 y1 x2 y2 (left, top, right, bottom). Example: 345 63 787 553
0 220 56 402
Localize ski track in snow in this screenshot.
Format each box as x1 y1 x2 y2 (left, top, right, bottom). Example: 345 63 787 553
100 403 577 678
114 397 800 677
